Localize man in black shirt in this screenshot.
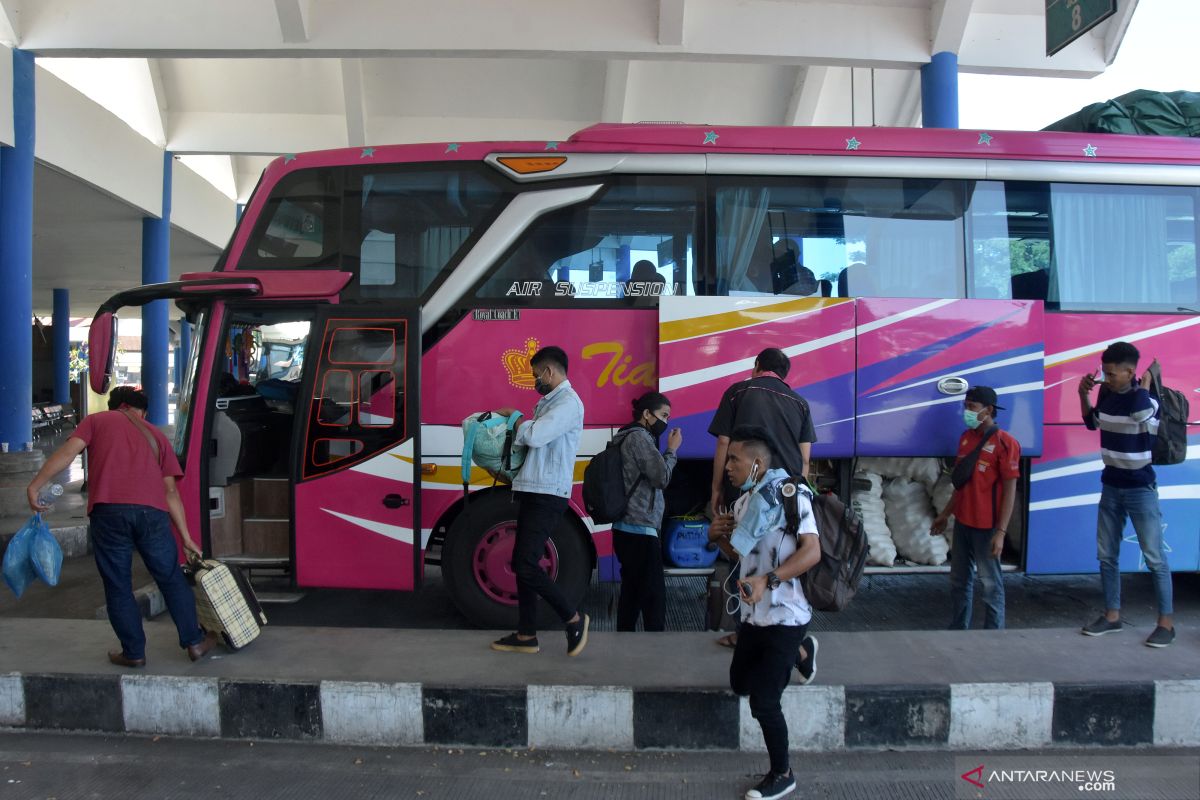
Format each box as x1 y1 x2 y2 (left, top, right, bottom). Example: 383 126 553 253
708 347 817 518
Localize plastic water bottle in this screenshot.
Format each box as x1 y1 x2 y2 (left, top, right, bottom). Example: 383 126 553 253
37 483 64 509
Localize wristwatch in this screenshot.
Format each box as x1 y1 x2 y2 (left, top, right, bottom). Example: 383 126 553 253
765 571 782 591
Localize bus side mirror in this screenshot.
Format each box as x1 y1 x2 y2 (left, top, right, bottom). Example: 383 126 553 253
88 311 118 395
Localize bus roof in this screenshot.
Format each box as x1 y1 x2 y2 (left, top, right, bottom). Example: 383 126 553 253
266 123 1200 177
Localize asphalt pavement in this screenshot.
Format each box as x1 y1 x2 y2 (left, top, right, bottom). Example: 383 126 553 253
0 732 1195 800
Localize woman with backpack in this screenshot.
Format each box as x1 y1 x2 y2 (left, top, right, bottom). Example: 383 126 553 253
611 391 683 632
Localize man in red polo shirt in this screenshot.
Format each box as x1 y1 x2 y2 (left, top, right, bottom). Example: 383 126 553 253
930 386 1020 630
26 386 218 667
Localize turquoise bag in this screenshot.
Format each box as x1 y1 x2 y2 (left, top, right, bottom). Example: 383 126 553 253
461 411 527 497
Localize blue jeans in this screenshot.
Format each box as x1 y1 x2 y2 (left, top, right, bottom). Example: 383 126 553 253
949 521 1005 630
90 504 205 660
1096 483 1173 617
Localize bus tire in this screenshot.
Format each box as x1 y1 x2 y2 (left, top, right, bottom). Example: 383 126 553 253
441 490 592 630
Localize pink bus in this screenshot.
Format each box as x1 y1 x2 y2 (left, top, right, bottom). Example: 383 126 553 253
89 124 1200 627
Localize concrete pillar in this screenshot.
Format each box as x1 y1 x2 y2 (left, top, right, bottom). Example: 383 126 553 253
0 49 35 450
920 51 959 129
52 288 70 404
141 151 173 425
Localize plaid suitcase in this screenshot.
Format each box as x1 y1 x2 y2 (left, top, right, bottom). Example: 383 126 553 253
185 558 267 650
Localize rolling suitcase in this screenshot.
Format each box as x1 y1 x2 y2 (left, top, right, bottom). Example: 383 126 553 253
185 558 267 650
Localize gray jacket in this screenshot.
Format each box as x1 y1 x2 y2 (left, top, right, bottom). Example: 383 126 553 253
613 425 678 534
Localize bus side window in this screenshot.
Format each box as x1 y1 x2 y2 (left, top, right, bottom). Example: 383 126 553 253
967 180 1198 311
346 166 512 301
712 178 966 299
476 177 700 302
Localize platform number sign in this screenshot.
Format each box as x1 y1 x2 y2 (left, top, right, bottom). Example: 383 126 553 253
1046 0 1116 57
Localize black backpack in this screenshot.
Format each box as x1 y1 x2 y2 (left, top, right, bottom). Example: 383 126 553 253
1146 361 1190 466
784 481 869 612
582 432 644 524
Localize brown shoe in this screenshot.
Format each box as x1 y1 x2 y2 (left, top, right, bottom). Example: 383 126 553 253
108 651 146 668
187 631 221 662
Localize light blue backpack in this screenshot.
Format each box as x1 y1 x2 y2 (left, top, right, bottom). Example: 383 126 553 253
461 411 527 498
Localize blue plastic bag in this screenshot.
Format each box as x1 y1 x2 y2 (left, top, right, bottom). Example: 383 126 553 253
2 514 40 598
30 516 63 587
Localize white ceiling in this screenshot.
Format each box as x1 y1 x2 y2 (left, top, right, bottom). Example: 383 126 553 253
3 0 1138 314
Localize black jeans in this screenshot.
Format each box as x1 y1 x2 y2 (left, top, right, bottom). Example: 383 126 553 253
729 623 808 775
612 530 666 632
512 492 575 636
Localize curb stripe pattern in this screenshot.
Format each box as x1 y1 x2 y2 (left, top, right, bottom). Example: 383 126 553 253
3 674 1196 750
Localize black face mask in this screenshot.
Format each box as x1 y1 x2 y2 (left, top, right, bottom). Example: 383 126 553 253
648 417 668 438
534 369 552 396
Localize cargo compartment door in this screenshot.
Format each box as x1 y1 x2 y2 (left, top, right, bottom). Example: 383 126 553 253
658 296 858 459
294 306 420 590
855 298 1044 457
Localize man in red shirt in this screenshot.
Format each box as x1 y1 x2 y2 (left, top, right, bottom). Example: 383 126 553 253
26 386 217 667
931 386 1020 630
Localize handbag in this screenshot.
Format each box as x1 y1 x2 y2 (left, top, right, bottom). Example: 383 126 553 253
950 426 998 490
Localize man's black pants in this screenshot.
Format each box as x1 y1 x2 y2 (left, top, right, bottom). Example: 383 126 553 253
729 622 807 775
513 492 574 636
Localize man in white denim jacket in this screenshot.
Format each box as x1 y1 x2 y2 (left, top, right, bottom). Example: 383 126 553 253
491 345 589 656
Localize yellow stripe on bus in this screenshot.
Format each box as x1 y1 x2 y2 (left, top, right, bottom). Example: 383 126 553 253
412 460 592 487
660 297 848 343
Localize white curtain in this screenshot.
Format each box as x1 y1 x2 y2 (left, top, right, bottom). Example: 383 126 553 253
1049 186 1172 305
844 216 962 297
715 188 769 294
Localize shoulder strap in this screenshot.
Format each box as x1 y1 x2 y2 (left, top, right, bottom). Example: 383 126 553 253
120 408 161 463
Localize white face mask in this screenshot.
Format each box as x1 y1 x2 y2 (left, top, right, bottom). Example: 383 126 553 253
739 462 760 491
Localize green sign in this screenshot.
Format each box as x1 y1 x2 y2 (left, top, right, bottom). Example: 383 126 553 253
1046 0 1116 56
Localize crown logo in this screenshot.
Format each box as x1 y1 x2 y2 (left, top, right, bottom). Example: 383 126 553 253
502 338 541 389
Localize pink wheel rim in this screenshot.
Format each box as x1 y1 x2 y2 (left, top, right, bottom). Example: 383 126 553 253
471 521 560 606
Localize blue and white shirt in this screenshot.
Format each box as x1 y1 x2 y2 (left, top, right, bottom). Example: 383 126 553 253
511 380 585 499
730 467 819 627
1084 385 1158 488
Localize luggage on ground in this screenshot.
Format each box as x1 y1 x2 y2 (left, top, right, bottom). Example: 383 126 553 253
185 557 267 650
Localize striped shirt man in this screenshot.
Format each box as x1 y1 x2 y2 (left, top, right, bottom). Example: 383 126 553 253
1084 384 1159 488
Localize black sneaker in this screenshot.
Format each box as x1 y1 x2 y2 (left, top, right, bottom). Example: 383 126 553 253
745 770 796 800
1145 626 1175 648
491 633 539 654
566 613 590 657
1081 616 1123 636
796 635 818 685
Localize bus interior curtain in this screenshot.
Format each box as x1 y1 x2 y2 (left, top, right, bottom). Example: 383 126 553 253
715 188 770 294
1047 188 1171 305
847 216 959 298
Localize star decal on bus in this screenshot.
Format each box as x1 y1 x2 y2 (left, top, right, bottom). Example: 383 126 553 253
445 143 461 153
846 137 861 150
283 154 297 163
977 132 993 145
703 131 719 145
1123 523 1171 571
1083 144 1098 157
544 141 560 150
360 147 375 158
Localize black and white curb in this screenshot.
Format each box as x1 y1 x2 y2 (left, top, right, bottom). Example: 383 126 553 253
1 674 1197 749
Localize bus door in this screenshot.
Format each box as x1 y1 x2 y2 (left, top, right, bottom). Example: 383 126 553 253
854 298 1045 457
293 306 421 590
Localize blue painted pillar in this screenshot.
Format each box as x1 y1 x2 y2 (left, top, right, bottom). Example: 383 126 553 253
0 50 35 449
141 151 173 425
920 51 959 129
52 288 70 404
